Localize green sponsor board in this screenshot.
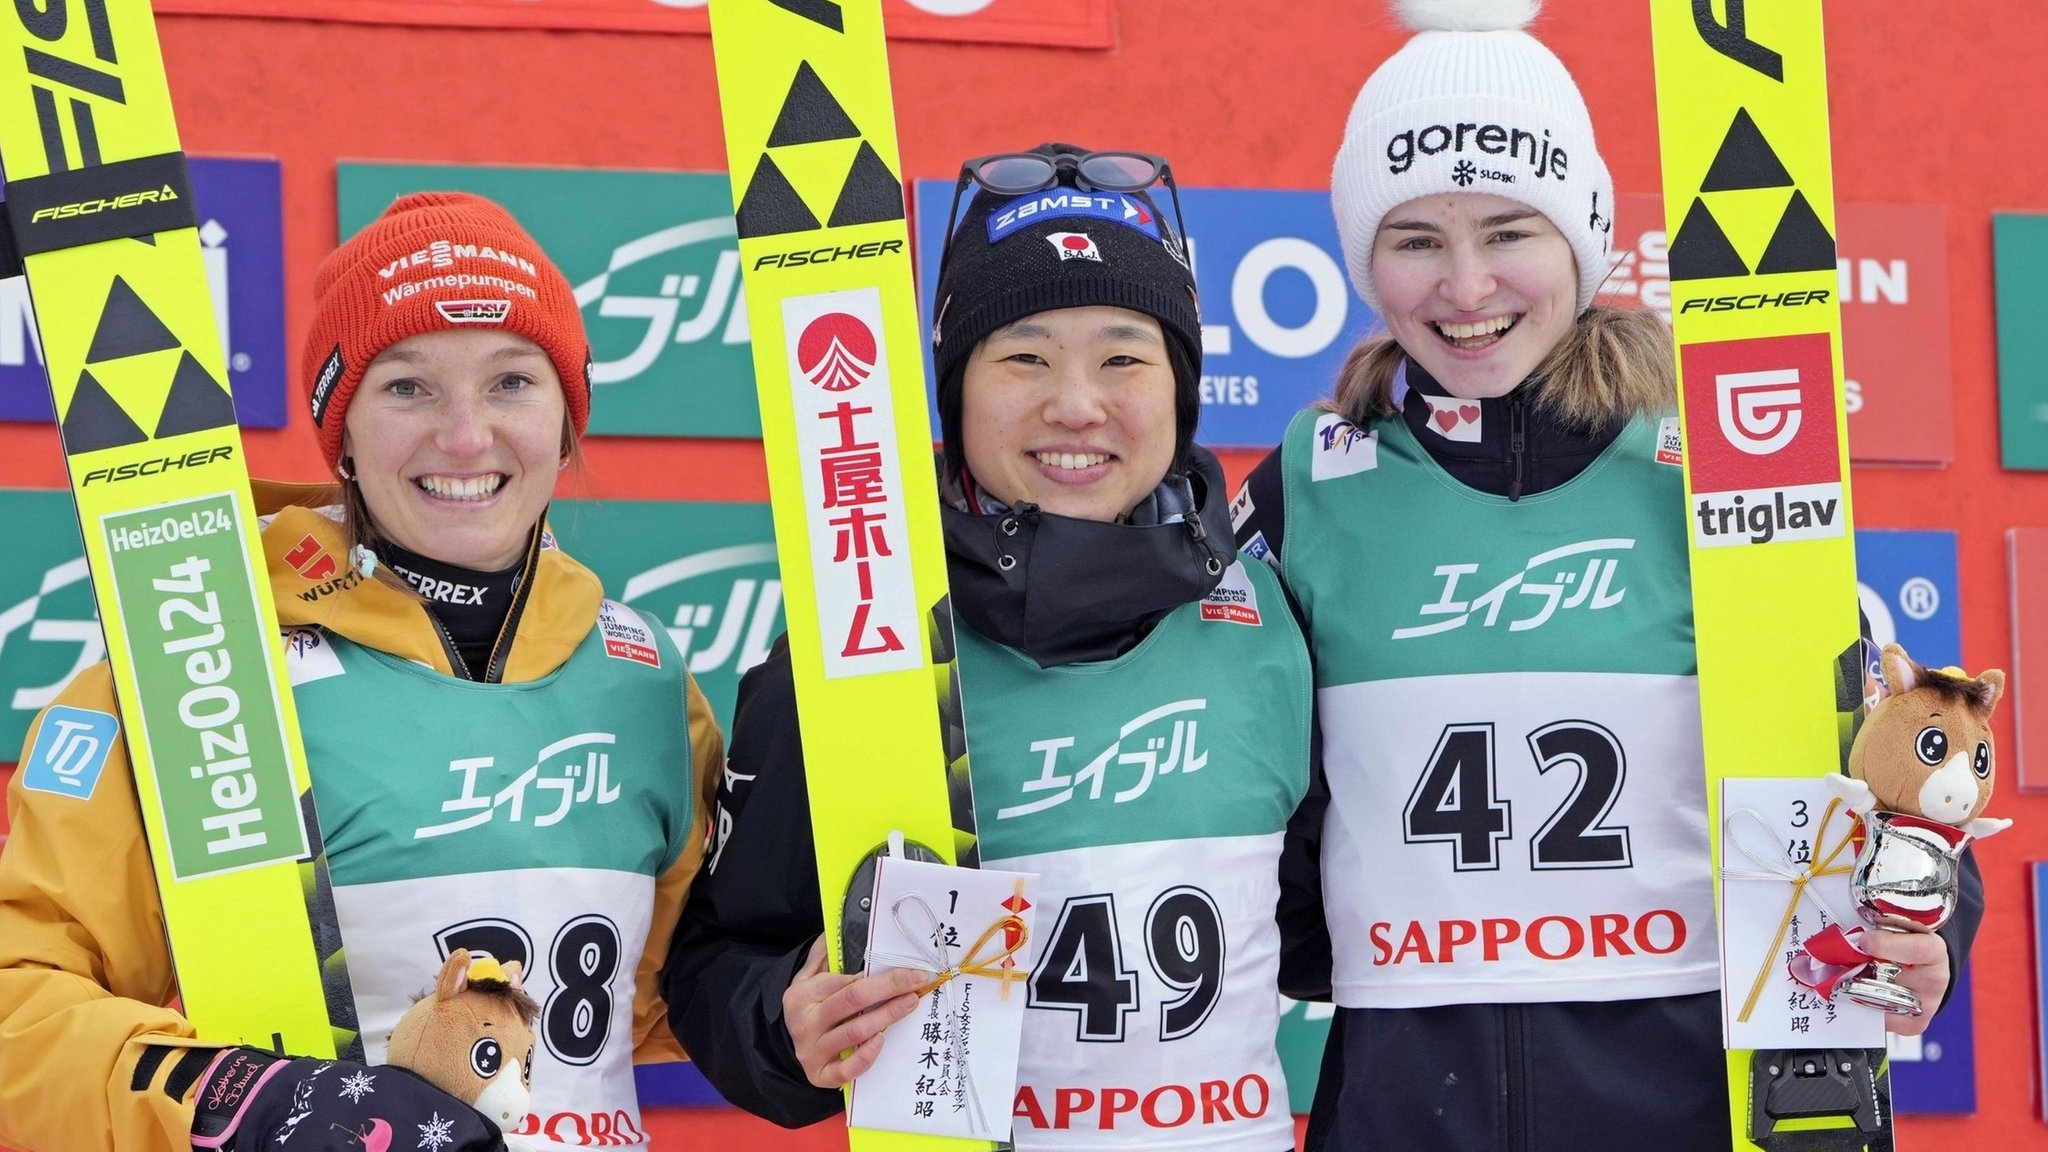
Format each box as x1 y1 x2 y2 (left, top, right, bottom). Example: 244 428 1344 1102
2 492 783 763
0 490 100 762
1276 1001 1331 1111
1994 213 2048 470
337 163 758 439
549 499 783 727
104 493 306 877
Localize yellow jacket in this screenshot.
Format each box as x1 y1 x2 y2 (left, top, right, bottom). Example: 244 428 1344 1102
0 485 723 1152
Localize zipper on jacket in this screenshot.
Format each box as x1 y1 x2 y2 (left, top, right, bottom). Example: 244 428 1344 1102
1505 1003 1529 1152
425 608 472 681
1507 393 1527 502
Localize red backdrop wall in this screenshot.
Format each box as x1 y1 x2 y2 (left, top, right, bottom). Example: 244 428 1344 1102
1 3 2043 1147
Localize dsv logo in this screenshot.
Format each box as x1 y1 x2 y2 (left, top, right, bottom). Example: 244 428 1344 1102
1394 540 1633 640
573 218 747 385
619 543 783 678
1715 368 1802 455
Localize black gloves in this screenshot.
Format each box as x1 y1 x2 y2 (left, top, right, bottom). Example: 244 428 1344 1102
190 1048 505 1152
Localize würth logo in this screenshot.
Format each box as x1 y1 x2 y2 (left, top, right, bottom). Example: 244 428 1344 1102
796 312 876 392
285 534 338 581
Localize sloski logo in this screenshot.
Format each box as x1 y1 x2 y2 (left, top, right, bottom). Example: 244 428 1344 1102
1046 232 1102 262
796 312 877 392
1423 395 1482 442
997 700 1210 819
1394 539 1634 639
1311 412 1378 481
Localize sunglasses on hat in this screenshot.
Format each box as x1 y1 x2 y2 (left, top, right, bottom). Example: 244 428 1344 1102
932 149 1189 328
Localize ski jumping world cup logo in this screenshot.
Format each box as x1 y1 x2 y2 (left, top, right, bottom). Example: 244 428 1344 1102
797 312 877 392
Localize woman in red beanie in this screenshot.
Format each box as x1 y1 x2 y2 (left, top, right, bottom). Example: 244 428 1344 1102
0 193 723 1152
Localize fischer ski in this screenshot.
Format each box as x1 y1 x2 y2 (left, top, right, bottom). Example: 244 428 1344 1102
0 0 357 1059
706 1 984 1147
1649 2 1890 1149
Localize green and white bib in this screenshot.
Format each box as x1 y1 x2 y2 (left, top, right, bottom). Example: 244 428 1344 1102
286 601 693 1148
1279 409 1716 1009
964 560 1310 1151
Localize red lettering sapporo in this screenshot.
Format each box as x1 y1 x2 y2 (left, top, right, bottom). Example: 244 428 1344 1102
1013 1075 1271 1131
1368 910 1688 965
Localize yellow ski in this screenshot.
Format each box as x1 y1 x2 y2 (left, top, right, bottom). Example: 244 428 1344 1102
706 1 984 1147
1649 2 1888 1149
0 0 353 1058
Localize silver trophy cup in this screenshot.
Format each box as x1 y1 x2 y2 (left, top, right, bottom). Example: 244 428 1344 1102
1839 808 1967 1016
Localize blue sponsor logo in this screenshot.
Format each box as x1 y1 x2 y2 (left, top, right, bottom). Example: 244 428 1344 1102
22 705 118 800
987 190 1161 243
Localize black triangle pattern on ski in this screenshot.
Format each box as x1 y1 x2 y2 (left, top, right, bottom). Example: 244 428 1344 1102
735 152 822 239
1700 108 1794 192
1754 190 1838 275
766 0 843 32
768 62 862 148
828 141 905 228
86 276 182 364
61 369 149 454
1668 197 1750 281
154 351 237 439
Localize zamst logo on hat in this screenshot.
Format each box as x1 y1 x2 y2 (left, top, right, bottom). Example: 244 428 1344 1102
1046 232 1103 262
796 312 877 392
435 299 512 325
988 190 1159 243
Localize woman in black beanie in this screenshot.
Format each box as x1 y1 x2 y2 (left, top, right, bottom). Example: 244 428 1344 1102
664 144 1313 1150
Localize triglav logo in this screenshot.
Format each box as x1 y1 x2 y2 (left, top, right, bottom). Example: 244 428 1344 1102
1394 539 1633 640
1715 368 1803 455
796 312 877 392
997 699 1210 820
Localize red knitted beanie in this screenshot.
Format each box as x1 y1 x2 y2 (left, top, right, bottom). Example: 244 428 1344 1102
302 191 590 471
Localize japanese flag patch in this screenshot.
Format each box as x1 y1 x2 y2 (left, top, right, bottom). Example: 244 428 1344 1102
597 599 662 668
1046 232 1103 262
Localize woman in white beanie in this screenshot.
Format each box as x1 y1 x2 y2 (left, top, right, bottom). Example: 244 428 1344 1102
1234 2 1981 1148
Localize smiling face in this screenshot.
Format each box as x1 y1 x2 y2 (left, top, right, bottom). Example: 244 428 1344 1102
342 329 566 571
961 305 1178 523
1370 192 1579 400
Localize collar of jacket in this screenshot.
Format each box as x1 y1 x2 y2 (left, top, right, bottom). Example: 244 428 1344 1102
1395 358 1624 468
251 479 603 682
939 446 1235 669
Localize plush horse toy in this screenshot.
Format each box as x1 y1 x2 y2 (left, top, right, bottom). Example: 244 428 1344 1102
1826 642 2010 840
1791 643 2010 1010
387 950 540 1138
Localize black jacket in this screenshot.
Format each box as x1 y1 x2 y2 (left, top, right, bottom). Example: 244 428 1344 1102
1237 363 1984 1152
660 449 1236 1128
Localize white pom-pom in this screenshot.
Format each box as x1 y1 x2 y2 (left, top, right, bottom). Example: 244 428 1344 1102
1391 0 1541 33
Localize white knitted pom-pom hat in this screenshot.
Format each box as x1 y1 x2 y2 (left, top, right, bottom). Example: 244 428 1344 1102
1332 0 1615 315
